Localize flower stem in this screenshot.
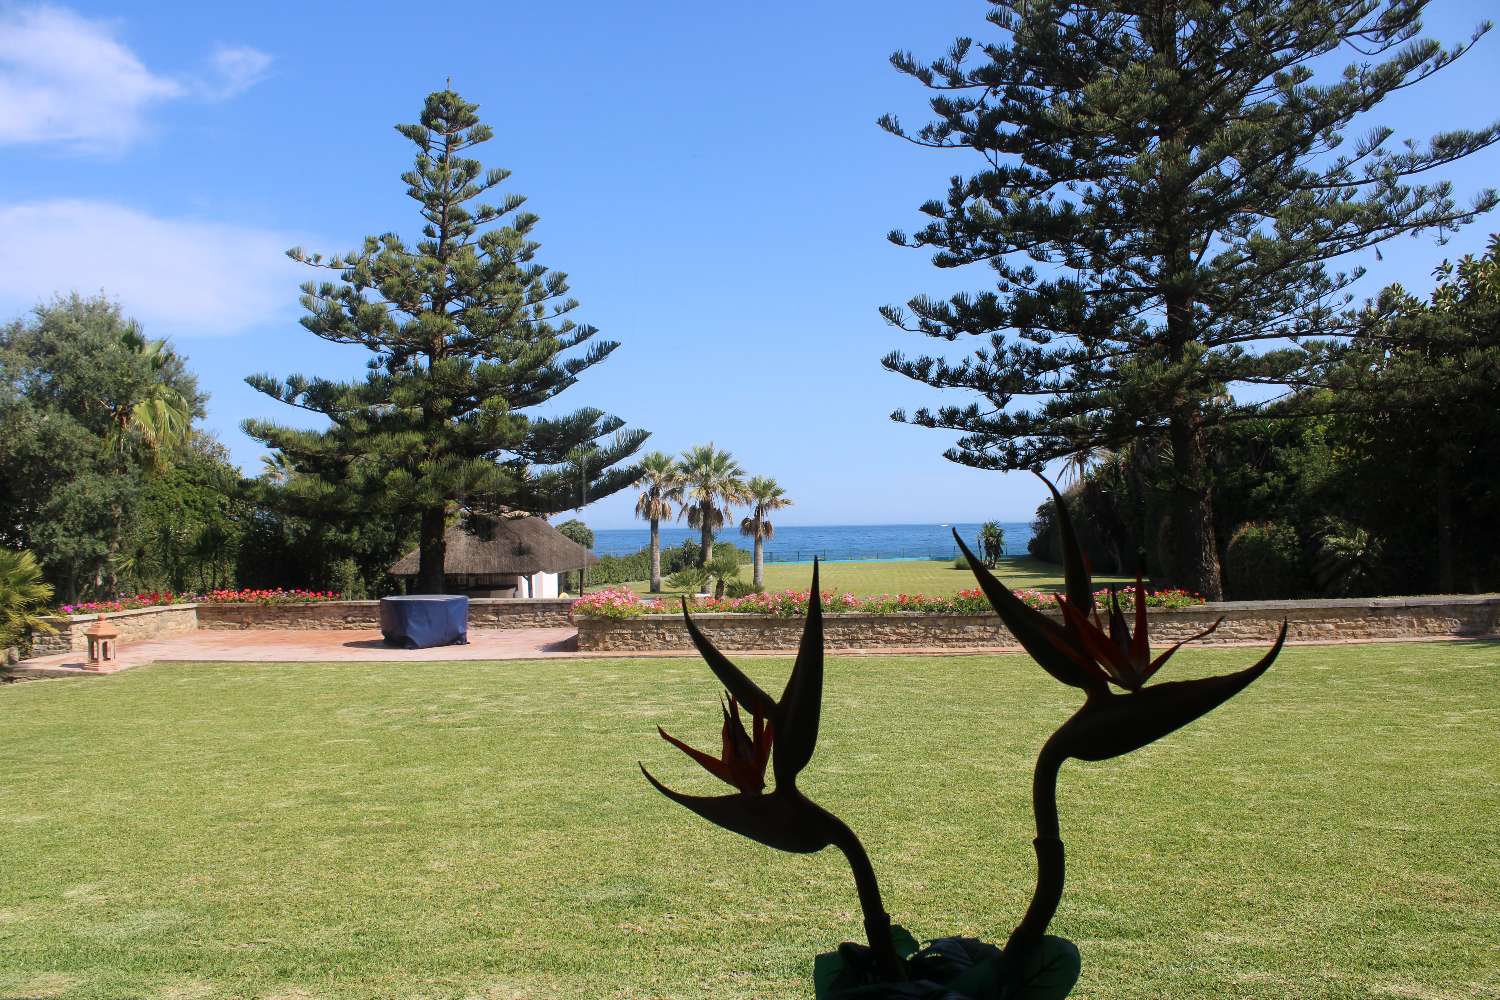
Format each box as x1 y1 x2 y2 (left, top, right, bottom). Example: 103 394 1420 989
820 805 905 983
1004 738 1066 964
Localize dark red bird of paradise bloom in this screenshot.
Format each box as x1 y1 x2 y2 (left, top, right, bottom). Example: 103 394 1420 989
657 695 773 794
641 561 907 982
954 472 1289 983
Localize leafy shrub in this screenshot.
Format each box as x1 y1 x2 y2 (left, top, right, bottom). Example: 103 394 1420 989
1 548 55 649
328 558 368 599
1311 517 1385 597
665 567 710 593
724 578 759 598
1224 522 1305 600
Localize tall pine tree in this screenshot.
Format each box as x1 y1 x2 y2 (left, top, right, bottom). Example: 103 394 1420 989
244 89 647 593
880 1 1499 598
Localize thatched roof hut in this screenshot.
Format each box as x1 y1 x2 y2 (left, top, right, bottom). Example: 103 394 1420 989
389 516 596 592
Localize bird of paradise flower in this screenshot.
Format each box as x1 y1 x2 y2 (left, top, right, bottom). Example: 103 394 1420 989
642 475 1288 998
640 561 908 983
952 473 1288 991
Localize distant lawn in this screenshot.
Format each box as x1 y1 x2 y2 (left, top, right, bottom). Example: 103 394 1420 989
2 642 1497 999
599 555 1132 599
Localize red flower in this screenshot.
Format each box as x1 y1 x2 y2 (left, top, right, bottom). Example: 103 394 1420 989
657 696 773 794
1053 576 1224 691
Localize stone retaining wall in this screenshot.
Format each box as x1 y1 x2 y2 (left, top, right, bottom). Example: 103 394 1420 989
195 599 573 630
25 598 575 652
575 594 1500 652
32 604 201 655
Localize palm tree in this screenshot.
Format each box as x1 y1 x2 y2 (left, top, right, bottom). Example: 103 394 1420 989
105 330 193 470
678 443 746 566
634 452 685 593
0 549 55 652
739 476 792 590
979 521 1006 568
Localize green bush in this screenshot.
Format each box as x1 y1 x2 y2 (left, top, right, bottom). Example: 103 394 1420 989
0 548 56 650
1224 522 1305 600
665 567 709 593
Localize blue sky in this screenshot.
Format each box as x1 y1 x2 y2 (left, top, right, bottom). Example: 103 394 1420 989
3 1 1498 528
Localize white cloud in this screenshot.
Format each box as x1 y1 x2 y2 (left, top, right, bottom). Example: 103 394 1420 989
204 44 273 99
0 199 303 337
0 5 271 150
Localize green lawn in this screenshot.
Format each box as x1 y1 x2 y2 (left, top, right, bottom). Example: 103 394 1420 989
603 555 1132 599
2 643 1497 999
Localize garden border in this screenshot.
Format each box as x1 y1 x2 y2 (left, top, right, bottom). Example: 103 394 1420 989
573 594 1500 652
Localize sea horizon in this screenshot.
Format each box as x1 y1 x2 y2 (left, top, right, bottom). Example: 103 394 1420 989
586 521 1035 563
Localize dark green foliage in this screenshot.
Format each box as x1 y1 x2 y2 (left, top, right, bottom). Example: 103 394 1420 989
555 519 594 592
724 578 759 599
882 0 1500 599
243 88 646 594
556 519 594 550
1224 523 1305 600
127 437 247 594
234 478 414 598
0 548 54 651
590 540 703 587
0 295 206 602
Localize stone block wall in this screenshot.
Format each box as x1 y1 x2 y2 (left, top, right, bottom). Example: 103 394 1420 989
575 595 1500 652
17 598 576 658
31 605 201 654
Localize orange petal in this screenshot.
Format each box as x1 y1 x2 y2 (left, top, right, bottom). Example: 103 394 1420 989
658 726 736 788
1057 595 1140 689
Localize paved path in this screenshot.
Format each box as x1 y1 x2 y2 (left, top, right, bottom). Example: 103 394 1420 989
7 627 580 679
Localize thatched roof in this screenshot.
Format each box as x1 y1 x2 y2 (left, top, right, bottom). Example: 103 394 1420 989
389 516 597 577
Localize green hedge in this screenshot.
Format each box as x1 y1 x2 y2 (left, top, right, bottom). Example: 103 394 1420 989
1224 522 1306 600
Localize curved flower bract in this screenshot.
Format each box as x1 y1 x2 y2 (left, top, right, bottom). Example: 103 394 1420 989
957 471 1288 979
641 560 906 982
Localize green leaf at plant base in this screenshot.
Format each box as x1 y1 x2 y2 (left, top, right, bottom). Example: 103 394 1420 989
814 931 1078 999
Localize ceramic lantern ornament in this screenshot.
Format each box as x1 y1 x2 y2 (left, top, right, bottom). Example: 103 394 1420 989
641 475 1288 998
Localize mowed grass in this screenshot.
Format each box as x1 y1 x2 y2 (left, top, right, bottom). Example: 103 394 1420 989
2 642 1497 1000
607 555 1132 599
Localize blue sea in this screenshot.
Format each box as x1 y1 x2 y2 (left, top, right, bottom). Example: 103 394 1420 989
590 522 1033 563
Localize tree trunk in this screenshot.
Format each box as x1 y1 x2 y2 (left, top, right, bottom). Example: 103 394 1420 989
753 527 764 590
649 517 662 593
416 505 447 595
1168 412 1224 600
700 504 714 566
1435 460 1455 593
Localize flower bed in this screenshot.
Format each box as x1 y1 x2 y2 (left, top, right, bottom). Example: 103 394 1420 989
571 586 1206 619
197 588 343 606
59 588 343 616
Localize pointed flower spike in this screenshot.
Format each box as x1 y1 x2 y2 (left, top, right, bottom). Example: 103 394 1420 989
1055 594 1139 689
1130 566 1151 668
1035 471 1095 619
956 530 1108 691
681 597 778 719
1107 586 1130 655
658 726 738 787
773 558 824 787
1140 616 1227 683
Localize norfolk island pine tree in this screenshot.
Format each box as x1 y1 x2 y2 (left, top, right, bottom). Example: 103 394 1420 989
243 89 647 593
